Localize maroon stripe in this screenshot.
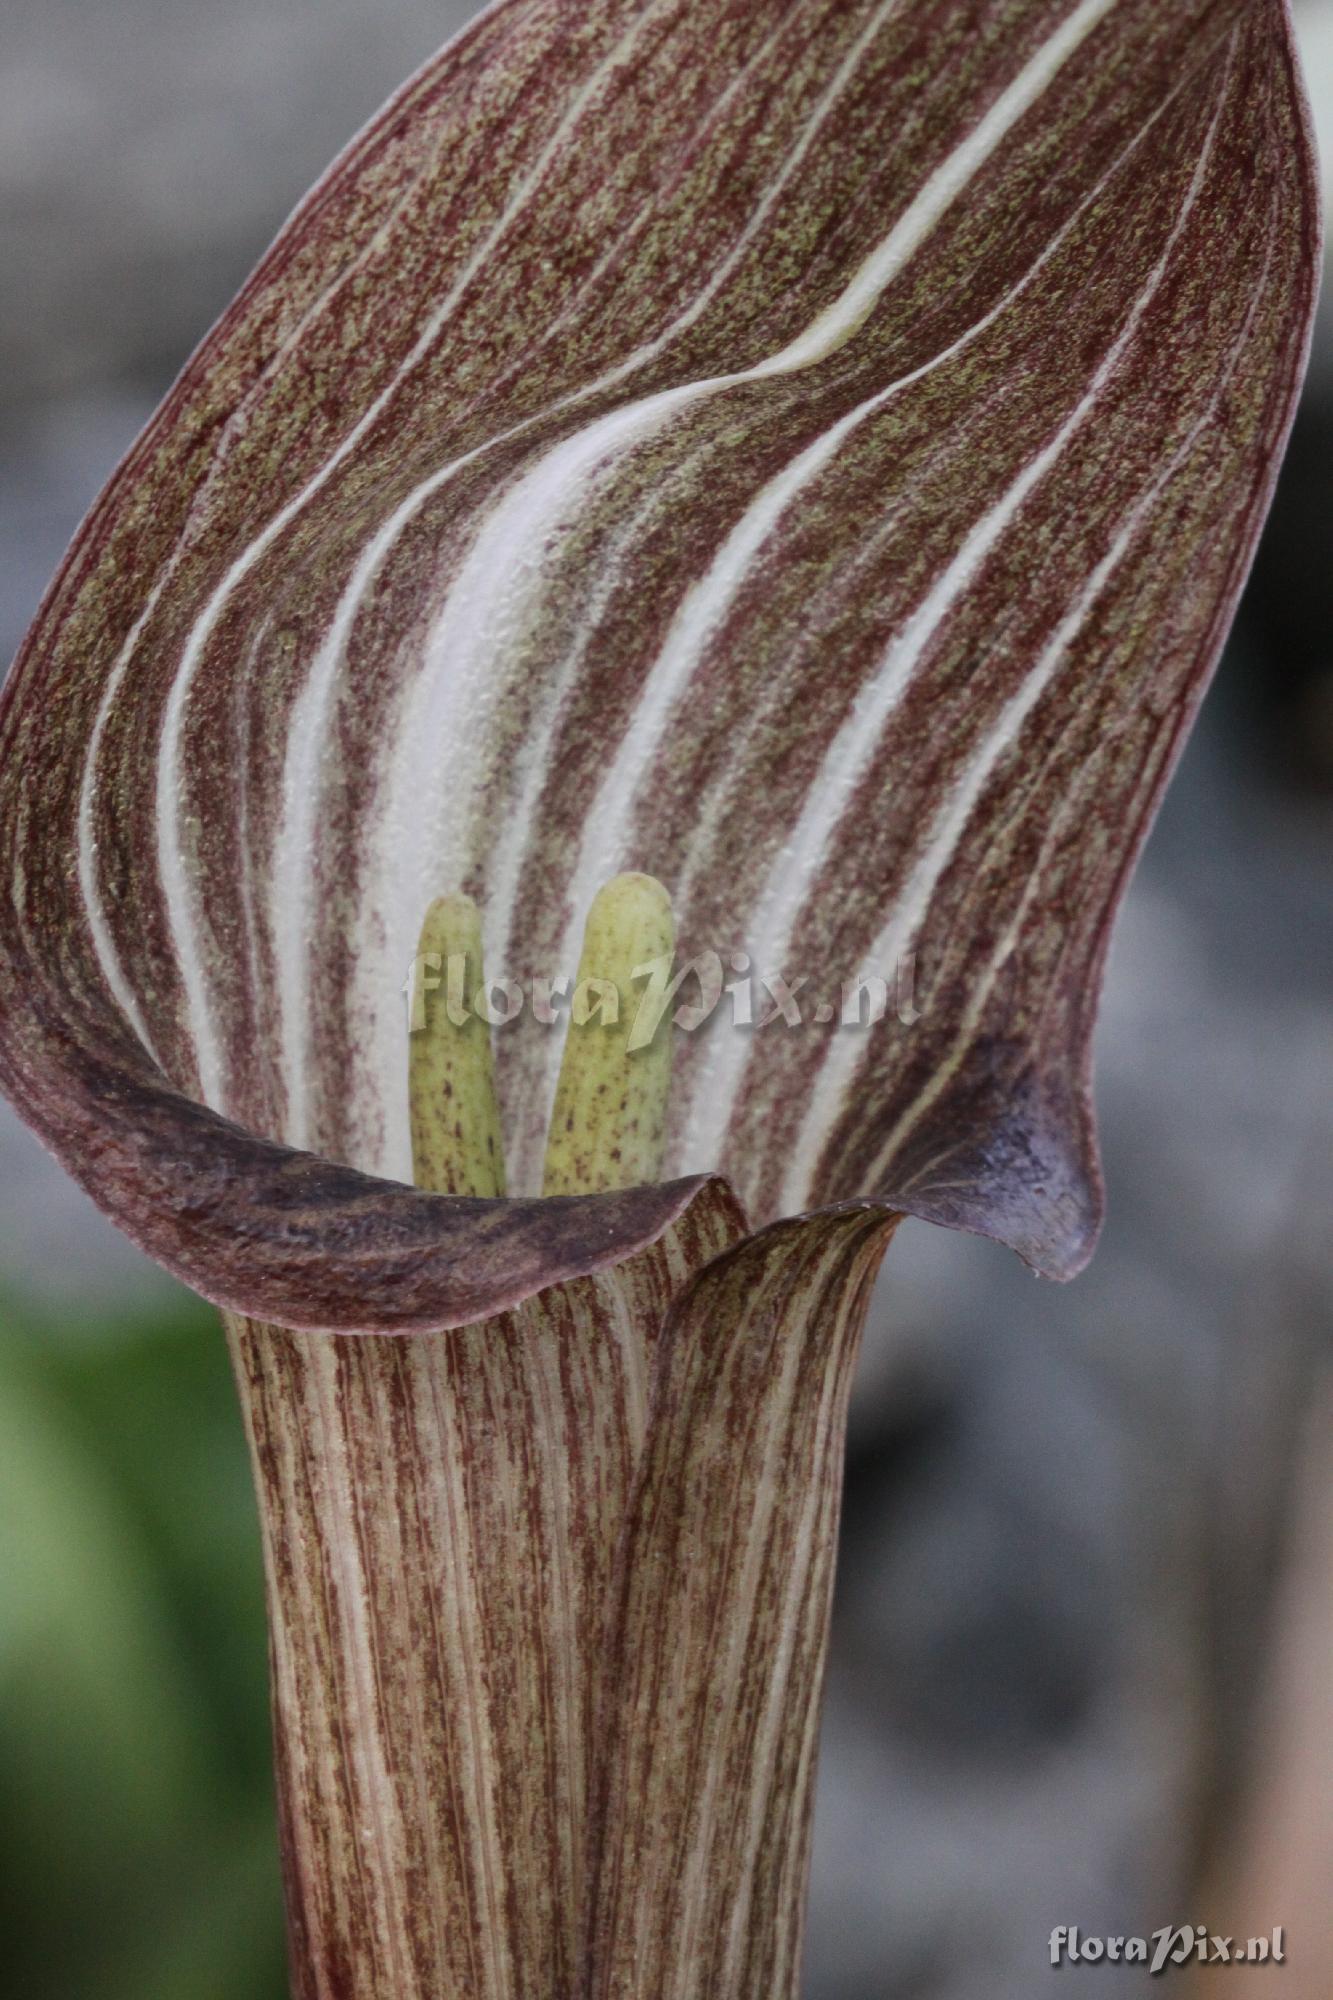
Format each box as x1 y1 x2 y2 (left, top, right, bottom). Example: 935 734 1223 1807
0 0 1317 1324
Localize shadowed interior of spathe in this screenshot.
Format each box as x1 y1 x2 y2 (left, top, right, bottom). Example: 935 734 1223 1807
0 0 1318 1333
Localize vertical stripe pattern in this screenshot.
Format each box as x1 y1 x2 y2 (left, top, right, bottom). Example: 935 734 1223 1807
0 0 1318 1316
584 1203 897 1999
231 1178 899 1999
230 1181 747 2000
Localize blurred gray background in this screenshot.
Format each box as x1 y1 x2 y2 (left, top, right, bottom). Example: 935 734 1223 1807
2 4 1330 1996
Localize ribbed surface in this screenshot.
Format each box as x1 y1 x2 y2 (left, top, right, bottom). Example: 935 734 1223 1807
584 1204 898 1998
230 1181 750 1999
0 0 1317 1321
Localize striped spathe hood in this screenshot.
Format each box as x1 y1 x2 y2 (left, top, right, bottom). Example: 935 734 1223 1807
0 0 1317 1328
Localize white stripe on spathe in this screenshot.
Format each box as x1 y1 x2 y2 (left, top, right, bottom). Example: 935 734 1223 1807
561 39 1195 970
197 0 851 1143
75 172 432 1081
513 0 1126 998
150 0 676 1113
467 0 907 962
343 0 1122 1186
795 82 1267 1215
76 576 169 1068
276 0 901 1162
765 61 1238 1215
70 0 1119 1127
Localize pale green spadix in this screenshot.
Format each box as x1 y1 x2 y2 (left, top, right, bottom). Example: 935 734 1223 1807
408 874 676 1201
542 872 675 1197
409 894 507 1198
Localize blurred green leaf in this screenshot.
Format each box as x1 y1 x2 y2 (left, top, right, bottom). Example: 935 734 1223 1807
0 1287 286 1999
